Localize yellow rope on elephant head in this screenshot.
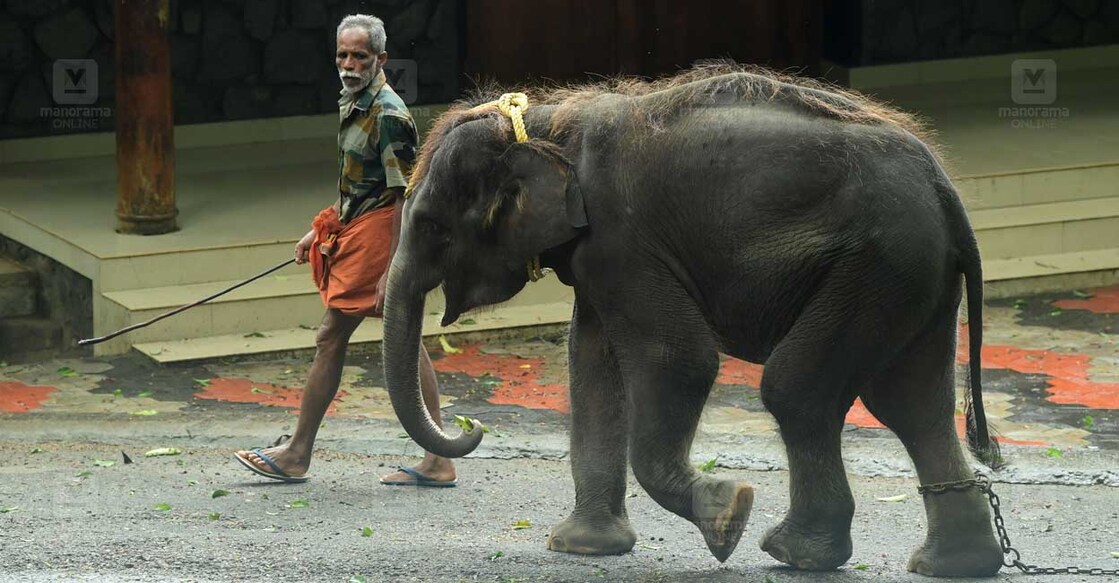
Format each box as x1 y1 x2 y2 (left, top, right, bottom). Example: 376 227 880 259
492 92 530 144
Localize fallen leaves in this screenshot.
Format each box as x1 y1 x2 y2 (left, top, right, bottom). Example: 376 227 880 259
876 494 908 503
439 335 462 354
144 447 182 457
211 489 230 499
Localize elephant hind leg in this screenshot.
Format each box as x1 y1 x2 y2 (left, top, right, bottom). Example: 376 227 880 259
861 308 1002 577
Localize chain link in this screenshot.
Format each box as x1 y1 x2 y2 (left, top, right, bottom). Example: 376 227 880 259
918 471 1118 576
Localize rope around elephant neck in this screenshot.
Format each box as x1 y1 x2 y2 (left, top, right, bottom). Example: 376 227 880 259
487 92 545 282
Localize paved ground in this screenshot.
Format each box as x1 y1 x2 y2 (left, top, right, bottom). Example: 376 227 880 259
1 284 1117 581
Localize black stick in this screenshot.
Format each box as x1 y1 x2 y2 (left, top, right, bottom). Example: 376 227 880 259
78 258 297 347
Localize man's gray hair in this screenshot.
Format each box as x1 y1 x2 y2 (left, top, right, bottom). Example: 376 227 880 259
337 14 387 54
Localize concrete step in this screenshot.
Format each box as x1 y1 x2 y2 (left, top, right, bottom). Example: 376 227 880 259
971 197 1119 261
955 164 1118 211
0 257 37 318
982 248 1119 299
133 300 575 363
100 273 575 359
97 242 303 293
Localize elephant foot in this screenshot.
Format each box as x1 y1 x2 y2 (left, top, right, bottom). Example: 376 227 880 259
691 479 754 562
907 535 1003 577
760 516 852 571
547 512 636 555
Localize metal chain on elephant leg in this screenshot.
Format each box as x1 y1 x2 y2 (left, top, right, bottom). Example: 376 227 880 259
918 471 1119 576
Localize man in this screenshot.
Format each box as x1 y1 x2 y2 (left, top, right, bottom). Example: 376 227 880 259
234 14 457 487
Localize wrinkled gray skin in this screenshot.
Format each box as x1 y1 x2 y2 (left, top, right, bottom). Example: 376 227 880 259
382 72 1003 577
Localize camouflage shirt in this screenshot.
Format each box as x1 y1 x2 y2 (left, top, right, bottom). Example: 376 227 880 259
336 69 418 224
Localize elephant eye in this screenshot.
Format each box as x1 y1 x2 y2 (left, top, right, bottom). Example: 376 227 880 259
416 217 449 240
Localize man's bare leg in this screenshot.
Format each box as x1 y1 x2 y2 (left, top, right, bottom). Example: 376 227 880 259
236 309 363 477
380 343 457 483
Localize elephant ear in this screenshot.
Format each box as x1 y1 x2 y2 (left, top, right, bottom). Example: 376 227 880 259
493 141 588 256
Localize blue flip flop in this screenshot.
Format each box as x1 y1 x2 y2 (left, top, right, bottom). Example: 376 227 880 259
233 448 310 483
380 466 457 488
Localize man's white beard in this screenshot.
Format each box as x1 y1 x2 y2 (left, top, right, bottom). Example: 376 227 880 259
339 67 375 95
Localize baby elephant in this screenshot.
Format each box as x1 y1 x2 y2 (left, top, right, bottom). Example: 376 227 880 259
381 64 1004 577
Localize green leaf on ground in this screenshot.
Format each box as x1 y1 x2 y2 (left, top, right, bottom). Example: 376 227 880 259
211 489 230 499
349 577 369 583
1072 290 1094 299
153 503 172 511
1045 447 1063 458
460 318 477 325
243 331 267 338
0 360 7 367
298 324 317 330
113 388 123 398
361 526 373 537
396 432 411 440
261 493 269 500
93 459 115 467
187 480 199 486
1012 299 1028 309
489 551 504 561
75 471 92 478
1110 551 1119 559
697 457 718 473
1049 308 1063 317
144 447 182 457
57 366 79 377
193 378 212 387
512 519 531 530
131 409 159 416
876 494 908 502
250 387 273 394
1082 415 1095 430
137 390 153 398
0 506 18 513
854 563 871 570
209 512 221 521
288 499 309 509
438 335 462 354
29 447 44 454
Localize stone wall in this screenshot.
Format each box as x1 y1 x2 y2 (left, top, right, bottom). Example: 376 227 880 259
0 0 460 139
845 0 1119 66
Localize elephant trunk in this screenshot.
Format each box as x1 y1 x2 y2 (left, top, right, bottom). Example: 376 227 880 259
382 263 483 458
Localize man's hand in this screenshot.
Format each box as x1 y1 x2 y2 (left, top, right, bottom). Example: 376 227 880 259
294 229 316 264
372 271 389 316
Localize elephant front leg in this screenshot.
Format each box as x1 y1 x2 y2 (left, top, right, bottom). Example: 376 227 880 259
547 299 636 555
614 312 754 562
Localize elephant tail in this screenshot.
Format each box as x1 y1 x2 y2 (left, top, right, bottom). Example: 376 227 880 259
958 209 1003 469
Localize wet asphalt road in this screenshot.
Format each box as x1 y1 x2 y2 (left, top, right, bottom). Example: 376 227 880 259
1 437 1117 582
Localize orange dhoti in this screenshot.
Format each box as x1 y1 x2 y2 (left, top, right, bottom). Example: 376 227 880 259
309 205 394 318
